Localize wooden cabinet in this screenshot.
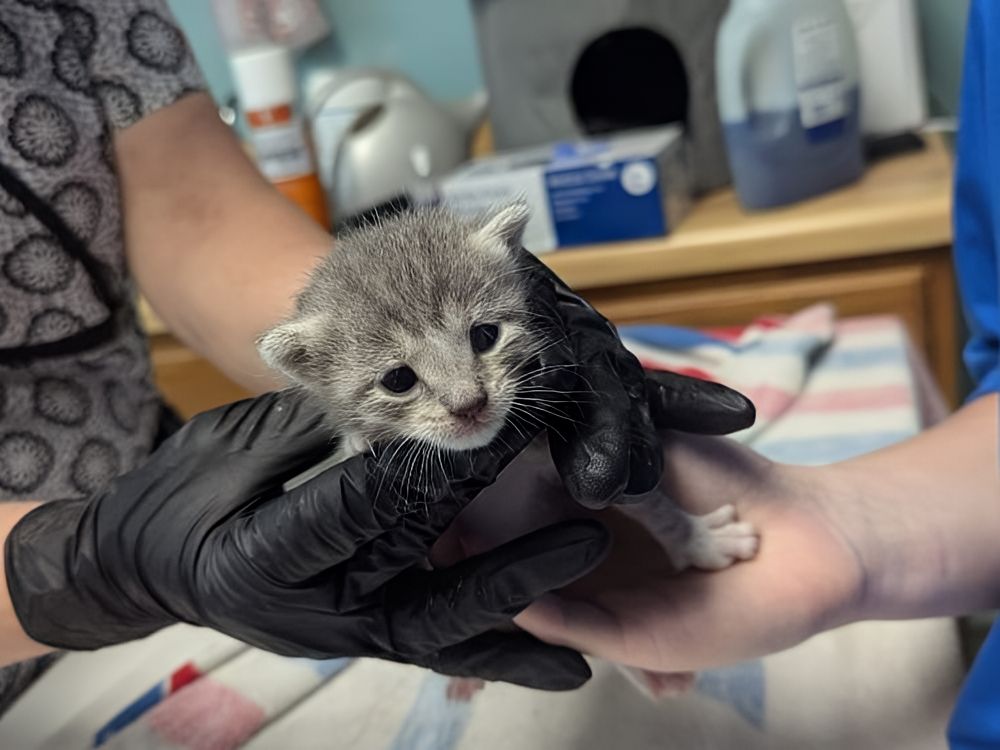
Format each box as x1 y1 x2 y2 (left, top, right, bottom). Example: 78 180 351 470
545 133 958 403
144 135 959 416
580 249 957 400
147 332 251 419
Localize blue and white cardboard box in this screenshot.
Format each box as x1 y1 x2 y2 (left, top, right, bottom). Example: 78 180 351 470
434 125 691 254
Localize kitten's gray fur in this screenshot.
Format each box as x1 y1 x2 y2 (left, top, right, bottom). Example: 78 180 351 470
259 204 542 475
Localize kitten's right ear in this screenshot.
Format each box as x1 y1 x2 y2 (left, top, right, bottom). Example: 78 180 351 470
257 315 323 382
473 201 531 253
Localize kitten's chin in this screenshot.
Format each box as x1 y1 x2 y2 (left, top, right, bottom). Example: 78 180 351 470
443 419 505 451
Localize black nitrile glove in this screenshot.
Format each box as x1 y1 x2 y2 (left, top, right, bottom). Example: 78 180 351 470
521 251 756 508
4 389 609 690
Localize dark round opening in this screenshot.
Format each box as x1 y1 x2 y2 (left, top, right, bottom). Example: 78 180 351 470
570 27 689 135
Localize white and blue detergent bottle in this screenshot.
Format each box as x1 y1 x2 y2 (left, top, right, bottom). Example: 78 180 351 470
716 0 864 210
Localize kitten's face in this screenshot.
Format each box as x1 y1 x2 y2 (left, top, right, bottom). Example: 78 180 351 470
258 205 543 453
342 292 531 451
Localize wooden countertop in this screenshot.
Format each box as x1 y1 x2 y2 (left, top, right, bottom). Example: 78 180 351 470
545 133 954 290
140 134 953 335
138 297 167 336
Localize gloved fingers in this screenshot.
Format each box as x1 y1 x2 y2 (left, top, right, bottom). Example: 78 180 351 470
519 249 666 504
644 371 756 434
334 510 608 610
548 364 633 509
517 246 565 290
320 454 563 603
610 347 664 497
527 331 577 395
188 388 336 485
385 520 610 653
236 453 398 584
206 388 327 449
422 630 594 691
239 416 545 587
624 397 662 498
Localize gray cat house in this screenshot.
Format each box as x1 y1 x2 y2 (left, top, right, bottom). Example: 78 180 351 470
470 0 732 193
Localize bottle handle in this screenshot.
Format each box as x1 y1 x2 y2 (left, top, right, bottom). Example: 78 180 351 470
731 23 770 128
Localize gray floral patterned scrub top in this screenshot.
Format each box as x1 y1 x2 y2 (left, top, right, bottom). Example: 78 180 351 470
0 0 205 711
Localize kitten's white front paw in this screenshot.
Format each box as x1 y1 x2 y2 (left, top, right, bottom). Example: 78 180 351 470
670 504 759 571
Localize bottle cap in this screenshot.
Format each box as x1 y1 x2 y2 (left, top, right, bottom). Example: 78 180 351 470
229 44 296 113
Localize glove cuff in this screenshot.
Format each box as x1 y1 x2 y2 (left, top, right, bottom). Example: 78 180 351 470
5 499 172 650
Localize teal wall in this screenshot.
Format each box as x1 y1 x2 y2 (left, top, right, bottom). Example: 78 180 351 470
916 0 970 115
169 1 970 115
167 0 483 105
167 2 232 101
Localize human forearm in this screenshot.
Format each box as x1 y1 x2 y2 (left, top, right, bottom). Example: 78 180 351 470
820 393 1000 623
514 394 999 674
116 93 330 392
0 503 53 666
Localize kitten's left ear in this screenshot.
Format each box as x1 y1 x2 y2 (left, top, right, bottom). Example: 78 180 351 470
472 202 530 253
257 314 324 384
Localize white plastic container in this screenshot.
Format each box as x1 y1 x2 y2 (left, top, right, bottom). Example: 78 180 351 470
435 127 691 254
716 0 865 210
843 0 927 135
229 44 330 228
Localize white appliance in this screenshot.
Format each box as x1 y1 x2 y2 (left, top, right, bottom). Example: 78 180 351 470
303 68 484 220
843 0 928 135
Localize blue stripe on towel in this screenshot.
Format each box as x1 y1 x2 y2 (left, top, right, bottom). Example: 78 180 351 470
389 673 476 750
821 346 906 370
619 325 731 351
695 661 766 729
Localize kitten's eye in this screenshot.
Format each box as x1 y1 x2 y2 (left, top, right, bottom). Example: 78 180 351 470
470 323 500 353
381 366 417 394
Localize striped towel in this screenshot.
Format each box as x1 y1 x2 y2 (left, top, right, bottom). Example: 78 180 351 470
0 305 958 750
621 303 945 461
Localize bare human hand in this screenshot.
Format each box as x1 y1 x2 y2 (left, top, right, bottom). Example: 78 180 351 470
441 432 863 674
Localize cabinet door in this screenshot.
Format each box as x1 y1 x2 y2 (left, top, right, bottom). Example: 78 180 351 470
589 264 929 349
583 250 959 403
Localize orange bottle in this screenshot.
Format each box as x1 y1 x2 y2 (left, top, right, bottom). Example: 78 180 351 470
230 44 331 229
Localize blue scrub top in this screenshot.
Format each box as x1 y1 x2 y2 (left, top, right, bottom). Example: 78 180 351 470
946 1 1000 747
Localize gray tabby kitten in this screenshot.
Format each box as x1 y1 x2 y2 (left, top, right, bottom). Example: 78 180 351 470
258 204 542 485
258 204 757 570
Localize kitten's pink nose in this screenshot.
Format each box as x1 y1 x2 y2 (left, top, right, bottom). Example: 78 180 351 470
450 394 489 421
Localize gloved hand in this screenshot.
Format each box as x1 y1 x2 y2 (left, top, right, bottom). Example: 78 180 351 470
4 390 609 690
521 251 756 508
